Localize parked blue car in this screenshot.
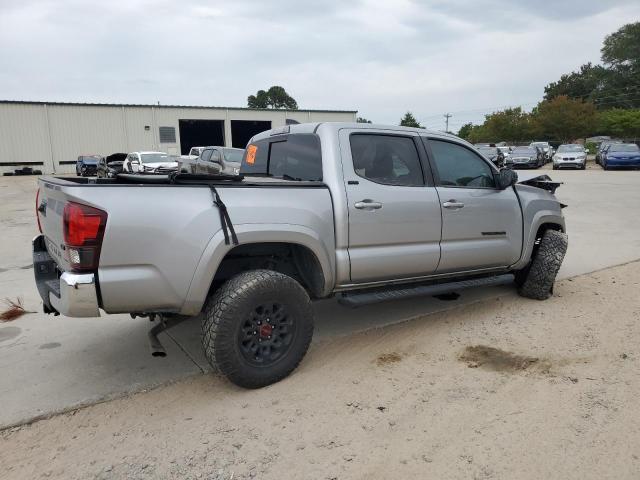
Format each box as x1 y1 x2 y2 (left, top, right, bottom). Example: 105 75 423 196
602 143 640 170
75 155 101 176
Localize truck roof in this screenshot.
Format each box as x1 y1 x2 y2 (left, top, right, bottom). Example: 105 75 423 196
249 122 462 144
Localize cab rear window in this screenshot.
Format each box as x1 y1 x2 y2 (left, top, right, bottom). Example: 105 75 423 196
240 134 322 181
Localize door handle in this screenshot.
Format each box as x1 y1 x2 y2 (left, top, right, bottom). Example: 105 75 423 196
354 200 383 210
442 200 464 209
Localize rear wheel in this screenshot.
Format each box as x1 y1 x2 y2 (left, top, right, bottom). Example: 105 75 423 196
516 229 568 300
201 269 314 388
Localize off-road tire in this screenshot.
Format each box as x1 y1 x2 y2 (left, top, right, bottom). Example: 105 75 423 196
517 229 568 300
201 269 314 388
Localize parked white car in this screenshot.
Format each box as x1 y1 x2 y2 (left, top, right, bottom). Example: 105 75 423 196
123 152 178 174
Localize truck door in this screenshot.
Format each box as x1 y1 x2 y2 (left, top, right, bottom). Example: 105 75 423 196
339 129 442 283
423 137 523 273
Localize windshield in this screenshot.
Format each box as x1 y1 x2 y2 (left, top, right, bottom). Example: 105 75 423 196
513 147 536 155
531 142 549 148
140 153 171 164
223 148 244 163
609 144 640 153
557 145 584 153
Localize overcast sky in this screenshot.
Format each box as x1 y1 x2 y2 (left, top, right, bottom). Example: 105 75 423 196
1 0 639 131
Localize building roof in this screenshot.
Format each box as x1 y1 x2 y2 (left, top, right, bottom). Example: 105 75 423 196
0 100 357 114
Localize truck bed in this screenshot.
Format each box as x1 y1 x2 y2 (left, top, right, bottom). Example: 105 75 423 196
37 174 335 316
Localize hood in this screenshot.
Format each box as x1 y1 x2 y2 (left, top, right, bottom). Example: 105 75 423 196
106 153 127 164
516 172 562 194
143 161 179 169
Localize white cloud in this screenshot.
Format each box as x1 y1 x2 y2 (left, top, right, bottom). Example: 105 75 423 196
0 0 638 129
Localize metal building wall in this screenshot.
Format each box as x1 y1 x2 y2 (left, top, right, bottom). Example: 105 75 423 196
0 102 357 174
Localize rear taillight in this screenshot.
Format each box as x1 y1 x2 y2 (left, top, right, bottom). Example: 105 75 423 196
35 188 42 233
63 202 107 271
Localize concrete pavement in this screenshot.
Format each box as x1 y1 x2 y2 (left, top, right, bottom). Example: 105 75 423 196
1 166 639 428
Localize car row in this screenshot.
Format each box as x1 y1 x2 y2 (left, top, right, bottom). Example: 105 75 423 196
474 142 555 170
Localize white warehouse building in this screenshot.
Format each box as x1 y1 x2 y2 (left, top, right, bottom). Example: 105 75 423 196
0 101 357 174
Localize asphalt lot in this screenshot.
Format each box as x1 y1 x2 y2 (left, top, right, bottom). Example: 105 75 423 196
1 163 640 428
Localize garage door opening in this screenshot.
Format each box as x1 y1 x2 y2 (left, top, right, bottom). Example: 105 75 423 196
178 120 225 155
231 120 272 148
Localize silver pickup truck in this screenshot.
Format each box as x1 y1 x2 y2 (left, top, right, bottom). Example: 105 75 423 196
33 122 567 388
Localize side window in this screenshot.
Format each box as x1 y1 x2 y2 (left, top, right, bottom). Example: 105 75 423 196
241 134 322 181
350 134 423 186
201 149 213 162
210 150 222 163
428 139 496 188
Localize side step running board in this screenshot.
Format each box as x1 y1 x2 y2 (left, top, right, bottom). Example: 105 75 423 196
338 274 515 308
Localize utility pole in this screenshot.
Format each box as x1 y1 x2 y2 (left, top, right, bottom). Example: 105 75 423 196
444 113 452 133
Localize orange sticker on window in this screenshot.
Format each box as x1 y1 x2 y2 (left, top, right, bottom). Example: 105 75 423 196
246 144 257 165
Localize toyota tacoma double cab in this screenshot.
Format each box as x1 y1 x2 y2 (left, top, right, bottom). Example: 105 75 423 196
33 122 568 388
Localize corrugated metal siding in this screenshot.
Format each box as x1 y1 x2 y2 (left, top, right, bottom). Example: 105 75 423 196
47 105 127 174
0 102 357 174
0 104 52 173
123 107 155 153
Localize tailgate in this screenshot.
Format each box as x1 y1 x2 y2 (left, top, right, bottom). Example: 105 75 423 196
37 179 73 271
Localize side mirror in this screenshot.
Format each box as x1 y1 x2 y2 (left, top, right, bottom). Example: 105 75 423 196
496 168 518 190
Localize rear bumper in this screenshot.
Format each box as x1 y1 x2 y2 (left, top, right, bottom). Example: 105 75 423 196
33 235 100 317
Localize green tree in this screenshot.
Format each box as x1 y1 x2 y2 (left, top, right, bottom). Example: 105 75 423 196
457 122 474 139
597 109 640 139
533 96 597 142
601 22 640 70
400 112 422 128
543 63 609 102
543 22 640 109
480 107 537 143
247 86 298 109
357 116 372 123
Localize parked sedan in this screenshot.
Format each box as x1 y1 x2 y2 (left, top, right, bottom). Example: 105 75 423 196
553 144 587 170
123 151 178 174
476 146 505 168
180 147 243 176
75 155 101 176
601 143 640 170
595 140 619 165
530 142 553 162
97 153 127 178
507 146 543 169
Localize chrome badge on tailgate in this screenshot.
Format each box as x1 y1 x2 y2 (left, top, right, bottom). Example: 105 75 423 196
45 236 64 266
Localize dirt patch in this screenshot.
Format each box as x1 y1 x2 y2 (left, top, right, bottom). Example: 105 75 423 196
376 352 403 366
459 345 547 373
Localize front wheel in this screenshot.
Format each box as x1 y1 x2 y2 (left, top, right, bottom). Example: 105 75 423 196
516 229 568 300
201 270 314 388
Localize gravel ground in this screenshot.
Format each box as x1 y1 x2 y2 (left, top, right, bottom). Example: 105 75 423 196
2 260 640 479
